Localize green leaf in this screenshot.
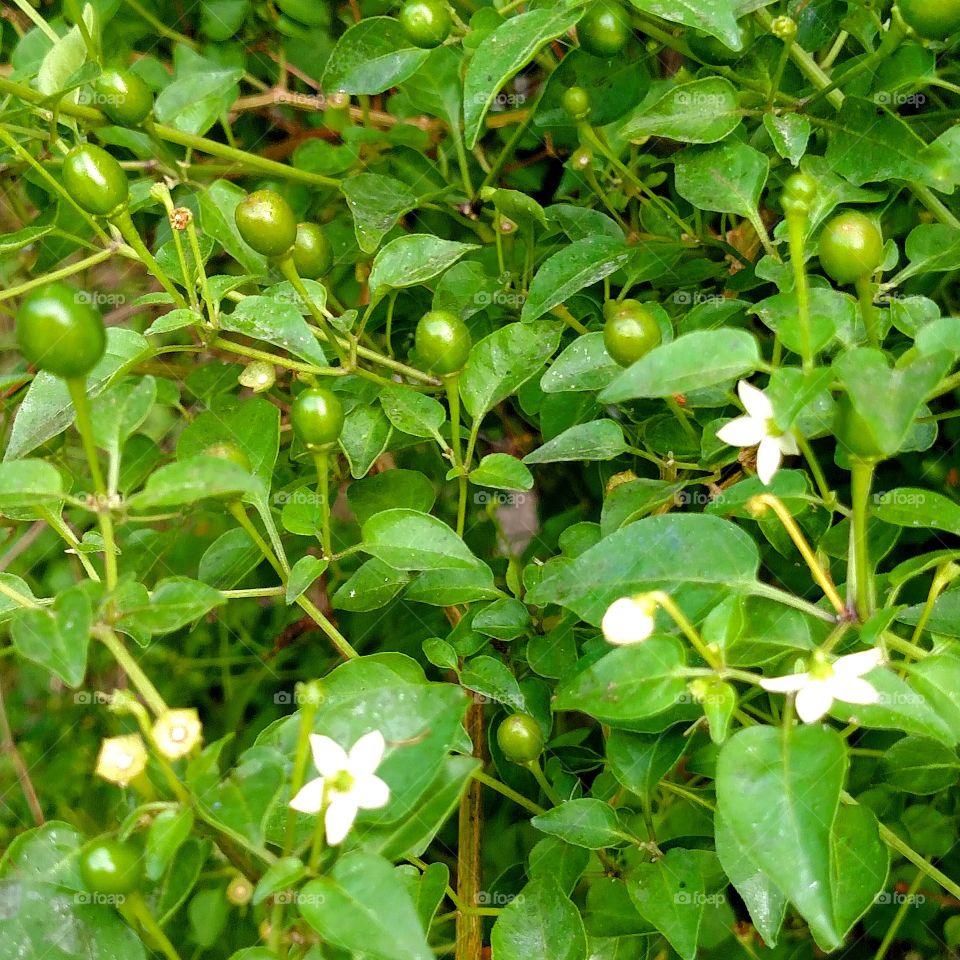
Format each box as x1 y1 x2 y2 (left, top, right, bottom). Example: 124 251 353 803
463 7 582 149
0 225 54 254
524 420 626 464
553 636 687 724
285 556 329 605
6 328 152 460
369 234 478 301
340 403 392 479
541 332 621 394
873 487 960 535
824 97 932 186
624 0 743 47
490 877 587 960
348 470 437 527
117 577 225 636
343 174 419 254
880 736 960 795
627 848 709 960
469 453 534 491
830 805 889 948
37 6 96 97
763 112 811 166
674 142 769 218
714 812 786 947
521 236 631 323
361 508 480 570
898 223 960 281
472 597 531 640
904 655 960 741
352 757 478 860
751 288 853 358
223 296 328 367
0 459 64 512
528 514 759 626
322 17 431 95
127 456 258 509
606 728 688 803
154 61 243 136
145 808 194 882
404 565 500 605
834 348 952 457
298 853 432 960
91 376 157 461
716 725 846 949
460 321 563 419
333 558 410 611
621 78 741 144
532 799 624 849
599 330 760 402
380 386 446 440
252 856 307 906
828 666 954 745
11 585 92 687
460 655 525 710
402 46 464 129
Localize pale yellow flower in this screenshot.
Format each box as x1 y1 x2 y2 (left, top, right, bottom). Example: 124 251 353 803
152 708 202 759
95 734 147 786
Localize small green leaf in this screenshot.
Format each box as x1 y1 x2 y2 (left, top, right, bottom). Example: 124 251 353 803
369 235 478 300
11 585 92 687
524 420 626 464
621 78 741 144
532 800 624 850
285 556 329 605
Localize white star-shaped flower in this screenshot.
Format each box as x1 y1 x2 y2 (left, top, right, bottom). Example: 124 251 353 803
716 380 799 485
760 648 883 723
601 595 657 645
289 730 390 845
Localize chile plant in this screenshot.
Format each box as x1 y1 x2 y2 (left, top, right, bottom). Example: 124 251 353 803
3 1 960 959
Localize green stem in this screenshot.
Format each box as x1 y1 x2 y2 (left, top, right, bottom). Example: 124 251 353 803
471 769 545 816
228 503 358 660
187 221 216 323
855 274 880 348
786 212 813 370
67 378 118 591
0 579 39 610
524 759 563 807
871 811 960 902
652 592 723 670
909 563 959 647
0 248 127 303
125 892 183 960
873 869 924 960
95 627 167 717
850 458 877 620
110 209 188 309
313 449 333 558
278 256 349 364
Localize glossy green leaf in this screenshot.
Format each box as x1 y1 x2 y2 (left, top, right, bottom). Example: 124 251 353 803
322 17 430 95
621 78 740 144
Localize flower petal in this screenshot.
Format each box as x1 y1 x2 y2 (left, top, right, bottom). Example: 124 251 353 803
756 436 783 485
602 596 655 646
354 774 390 810
831 676 880 706
309 734 349 778
760 672 809 693
325 796 359 845
348 730 386 776
737 380 773 420
289 777 325 814
795 682 834 723
833 647 883 678
716 415 766 448
778 431 799 456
